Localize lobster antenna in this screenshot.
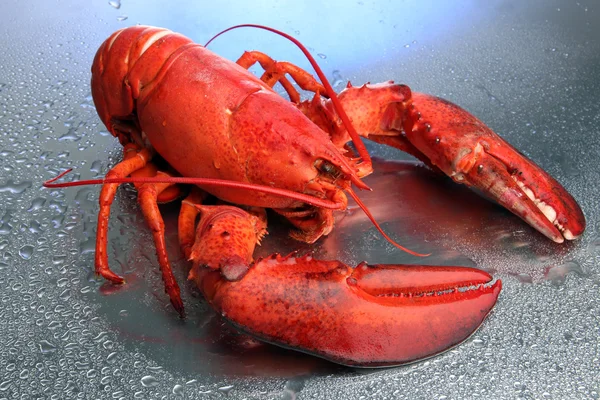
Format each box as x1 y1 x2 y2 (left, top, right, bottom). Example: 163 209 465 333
43 169 345 210
205 24 373 180
46 170 427 257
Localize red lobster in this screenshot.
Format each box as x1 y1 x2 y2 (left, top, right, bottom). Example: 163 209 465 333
45 25 585 367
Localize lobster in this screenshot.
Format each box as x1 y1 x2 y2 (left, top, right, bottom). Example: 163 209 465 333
44 25 585 367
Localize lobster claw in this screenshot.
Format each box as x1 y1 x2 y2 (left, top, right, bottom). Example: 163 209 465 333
403 92 586 243
326 83 585 243
192 254 501 367
185 202 500 366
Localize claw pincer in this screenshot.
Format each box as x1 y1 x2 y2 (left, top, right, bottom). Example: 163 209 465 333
316 82 586 243
187 206 501 366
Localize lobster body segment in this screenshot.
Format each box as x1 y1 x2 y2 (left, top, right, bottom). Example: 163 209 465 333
77 25 586 367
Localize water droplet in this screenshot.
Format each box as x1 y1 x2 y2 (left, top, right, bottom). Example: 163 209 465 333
331 70 344 88
58 127 81 141
173 384 184 396
19 245 34 259
39 340 57 354
59 288 72 301
515 273 532 284
317 53 327 59
218 385 234 395
90 160 103 173
0 380 12 391
141 375 159 387
28 197 46 211
108 0 121 8
107 352 118 364
0 179 32 194
117 15 128 21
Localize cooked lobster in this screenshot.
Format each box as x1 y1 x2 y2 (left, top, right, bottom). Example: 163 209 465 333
44 25 585 367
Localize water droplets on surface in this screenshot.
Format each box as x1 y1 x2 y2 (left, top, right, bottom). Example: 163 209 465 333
108 0 121 8
218 385 234 396
331 69 344 88
117 15 128 21
39 340 57 354
18 244 34 259
544 261 585 285
172 384 184 396
0 179 32 194
141 375 160 387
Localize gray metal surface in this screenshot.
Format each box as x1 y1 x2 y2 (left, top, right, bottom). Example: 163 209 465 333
0 0 598 398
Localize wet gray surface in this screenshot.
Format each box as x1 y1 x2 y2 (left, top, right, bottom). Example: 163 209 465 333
1 0 599 398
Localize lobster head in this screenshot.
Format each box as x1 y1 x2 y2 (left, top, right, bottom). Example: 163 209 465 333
225 88 370 212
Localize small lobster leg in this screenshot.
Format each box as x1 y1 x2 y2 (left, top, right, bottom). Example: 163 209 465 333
135 172 184 315
236 51 326 103
184 208 501 367
95 144 155 284
96 143 184 315
178 188 206 261
124 146 183 204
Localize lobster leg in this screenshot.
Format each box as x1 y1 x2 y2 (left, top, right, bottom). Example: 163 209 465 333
272 205 335 243
178 193 267 274
178 188 206 261
125 146 183 204
135 172 184 315
96 145 155 283
184 204 501 367
236 51 326 103
96 143 184 315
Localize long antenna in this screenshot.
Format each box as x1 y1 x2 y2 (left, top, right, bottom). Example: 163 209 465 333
43 169 345 210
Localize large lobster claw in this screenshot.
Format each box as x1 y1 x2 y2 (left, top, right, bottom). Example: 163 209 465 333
405 92 586 243
314 82 586 243
194 255 501 367
186 204 501 367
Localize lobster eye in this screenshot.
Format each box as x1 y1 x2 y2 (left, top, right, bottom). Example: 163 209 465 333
316 159 342 179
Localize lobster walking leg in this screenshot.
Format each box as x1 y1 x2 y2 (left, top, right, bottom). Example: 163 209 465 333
178 188 206 261
236 51 326 103
95 142 184 314
96 145 155 283
125 146 183 204
136 173 184 315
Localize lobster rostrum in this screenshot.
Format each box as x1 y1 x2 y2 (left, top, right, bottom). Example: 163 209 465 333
45 25 585 367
